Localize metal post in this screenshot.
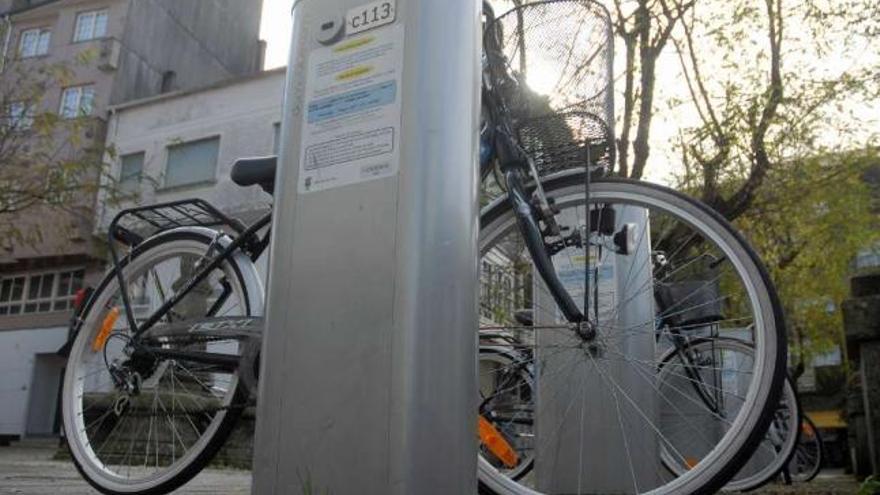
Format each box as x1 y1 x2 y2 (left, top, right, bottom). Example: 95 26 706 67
252 0 480 493
534 207 660 492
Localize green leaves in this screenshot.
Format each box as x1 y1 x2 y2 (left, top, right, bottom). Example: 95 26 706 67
735 150 880 368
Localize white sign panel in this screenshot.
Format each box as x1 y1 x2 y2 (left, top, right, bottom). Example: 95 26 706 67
556 246 617 323
298 23 404 193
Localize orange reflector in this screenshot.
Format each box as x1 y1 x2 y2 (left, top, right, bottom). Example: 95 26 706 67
802 422 816 437
478 415 519 469
92 307 120 352
685 457 699 469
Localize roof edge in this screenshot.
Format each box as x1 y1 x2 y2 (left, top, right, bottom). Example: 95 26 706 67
109 67 287 113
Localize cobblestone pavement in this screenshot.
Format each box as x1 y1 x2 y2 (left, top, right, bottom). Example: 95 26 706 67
0 440 864 494
0 441 250 494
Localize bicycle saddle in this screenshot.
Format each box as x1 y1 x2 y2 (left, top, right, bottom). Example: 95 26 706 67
231 155 277 194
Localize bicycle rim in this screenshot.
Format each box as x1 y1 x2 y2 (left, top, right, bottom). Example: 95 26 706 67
477 174 785 495
63 233 253 494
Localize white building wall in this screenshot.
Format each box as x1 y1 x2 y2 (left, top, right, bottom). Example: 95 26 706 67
0 327 68 437
98 69 285 231
96 69 285 285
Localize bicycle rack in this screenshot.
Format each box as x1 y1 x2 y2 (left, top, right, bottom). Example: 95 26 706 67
105 199 249 336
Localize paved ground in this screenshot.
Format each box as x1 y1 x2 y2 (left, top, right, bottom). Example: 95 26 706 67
0 440 250 494
752 470 862 494
0 440 864 494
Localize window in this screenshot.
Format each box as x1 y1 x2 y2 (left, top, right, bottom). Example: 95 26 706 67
119 152 144 192
18 28 51 57
165 137 220 188
59 85 95 118
73 9 108 42
7 101 34 130
0 269 84 316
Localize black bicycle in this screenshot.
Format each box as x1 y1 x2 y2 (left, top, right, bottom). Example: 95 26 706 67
61 1 786 494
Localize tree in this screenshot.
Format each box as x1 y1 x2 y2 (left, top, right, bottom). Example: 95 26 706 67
612 0 695 179
657 0 880 370
667 0 879 220
735 149 880 378
0 50 122 250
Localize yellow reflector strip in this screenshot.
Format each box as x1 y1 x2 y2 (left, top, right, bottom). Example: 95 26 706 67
92 307 120 352
478 415 519 469
685 457 699 470
806 410 846 429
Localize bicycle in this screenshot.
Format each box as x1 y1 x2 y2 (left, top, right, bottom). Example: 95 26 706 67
60 1 786 494
785 415 824 483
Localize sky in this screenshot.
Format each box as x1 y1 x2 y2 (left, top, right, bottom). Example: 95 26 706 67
259 0 293 69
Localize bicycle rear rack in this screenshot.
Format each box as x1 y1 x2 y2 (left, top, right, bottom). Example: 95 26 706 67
108 199 247 249
105 199 250 337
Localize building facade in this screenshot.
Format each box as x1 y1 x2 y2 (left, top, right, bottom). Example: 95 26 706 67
0 0 264 441
97 67 284 280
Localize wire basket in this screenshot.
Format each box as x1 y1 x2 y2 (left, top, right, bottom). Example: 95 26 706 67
489 0 614 175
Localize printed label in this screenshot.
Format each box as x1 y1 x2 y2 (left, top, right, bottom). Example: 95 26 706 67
298 23 404 193
346 0 396 35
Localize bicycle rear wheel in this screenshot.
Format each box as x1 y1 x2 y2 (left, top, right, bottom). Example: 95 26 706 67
62 229 261 494
479 345 536 482
477 173 786 494
657 340 800 492
788 416 823 483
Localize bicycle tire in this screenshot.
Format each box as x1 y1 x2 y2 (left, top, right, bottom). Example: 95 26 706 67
476 172 787 495
62 228 262 495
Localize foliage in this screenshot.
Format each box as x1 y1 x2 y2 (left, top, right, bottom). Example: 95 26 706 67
0 50 126 249
608 0 880 366
858 475 880 495
608 0 879 220
667 0 879 219
734 150 880 373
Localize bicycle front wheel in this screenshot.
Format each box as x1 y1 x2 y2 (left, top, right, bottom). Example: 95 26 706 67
477 174 786 495
62 229 261 495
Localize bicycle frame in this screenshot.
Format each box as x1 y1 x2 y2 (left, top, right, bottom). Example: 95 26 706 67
481 1 587 325
93 204 273 370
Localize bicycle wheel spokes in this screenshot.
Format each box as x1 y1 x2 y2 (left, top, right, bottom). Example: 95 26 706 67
66 241 250 490
478 179 782 495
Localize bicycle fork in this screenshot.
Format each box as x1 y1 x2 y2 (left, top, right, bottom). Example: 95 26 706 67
503 169 594 338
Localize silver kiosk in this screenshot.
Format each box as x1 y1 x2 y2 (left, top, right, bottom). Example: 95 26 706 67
252 0 481 493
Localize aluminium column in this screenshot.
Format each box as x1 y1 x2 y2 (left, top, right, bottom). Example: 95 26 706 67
252 0 481 494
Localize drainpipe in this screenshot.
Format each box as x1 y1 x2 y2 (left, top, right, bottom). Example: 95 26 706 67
0 14 12 73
